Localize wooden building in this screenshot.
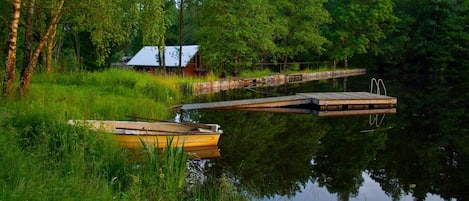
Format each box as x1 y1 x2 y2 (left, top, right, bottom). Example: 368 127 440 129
126 45 206 76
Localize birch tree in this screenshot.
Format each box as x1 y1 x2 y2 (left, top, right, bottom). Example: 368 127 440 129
2 0 21 98
18 0 64 97
140 0 166 72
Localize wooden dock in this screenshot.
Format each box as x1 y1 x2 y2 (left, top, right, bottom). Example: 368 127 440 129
180 92 397 112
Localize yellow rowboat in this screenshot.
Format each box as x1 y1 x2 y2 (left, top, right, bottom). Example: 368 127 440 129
68 120 222 148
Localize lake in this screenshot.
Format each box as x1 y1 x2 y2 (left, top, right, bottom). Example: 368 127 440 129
175 72 468 201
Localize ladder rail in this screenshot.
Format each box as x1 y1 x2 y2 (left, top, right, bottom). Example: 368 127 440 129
378 79 387 96
370 78 387 96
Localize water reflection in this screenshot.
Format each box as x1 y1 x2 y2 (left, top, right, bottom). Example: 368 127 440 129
176 74 468 201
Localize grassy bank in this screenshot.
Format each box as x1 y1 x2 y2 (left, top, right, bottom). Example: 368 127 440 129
0 69 248 201
239 66 350 78
27 68 183 120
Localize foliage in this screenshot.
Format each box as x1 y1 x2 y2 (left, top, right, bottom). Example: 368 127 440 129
0 2 8 65
197 0 276 75
197 0 331 75
2 0 469 79
375 0 469 74
64 0 138 67
270 0 331 68
323 0 398 63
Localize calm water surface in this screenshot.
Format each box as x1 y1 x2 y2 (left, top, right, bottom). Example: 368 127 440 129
176 72 468 201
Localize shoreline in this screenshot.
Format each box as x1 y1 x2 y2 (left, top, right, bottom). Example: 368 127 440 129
192 68 366 95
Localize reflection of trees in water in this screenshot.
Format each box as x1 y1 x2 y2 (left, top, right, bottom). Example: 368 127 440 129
367 73 469 201
182 72 468 200
312 116 388 201
191 109 391 200
194 110 326 198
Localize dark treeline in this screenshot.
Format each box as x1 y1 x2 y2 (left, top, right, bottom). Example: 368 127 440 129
1 0 468 79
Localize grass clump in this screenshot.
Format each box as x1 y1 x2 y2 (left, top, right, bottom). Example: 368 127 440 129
186 172 251 201
124 139 188 201
239 69 275 78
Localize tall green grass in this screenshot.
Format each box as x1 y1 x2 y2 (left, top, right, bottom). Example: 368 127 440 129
0 100 120 201
239 69 274 78
0 68 249 201
123 138 188 201
29 68 181 120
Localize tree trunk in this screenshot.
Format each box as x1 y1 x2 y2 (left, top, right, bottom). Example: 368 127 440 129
283 54 288 72
161 44 166 74
157 45 162 73
45 23 57 72
179 0 184 76
2 0 21 98
19 0 64 98
73 32 81 69
22 0 34 70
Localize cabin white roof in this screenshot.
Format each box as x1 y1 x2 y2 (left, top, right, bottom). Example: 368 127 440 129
127 45 198 67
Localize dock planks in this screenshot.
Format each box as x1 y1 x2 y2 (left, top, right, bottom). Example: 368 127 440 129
180 92 397 111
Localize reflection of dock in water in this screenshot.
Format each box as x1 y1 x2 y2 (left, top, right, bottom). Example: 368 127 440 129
185 146 221 159
179 92 397 116
231 107 396 117
128 146 221 160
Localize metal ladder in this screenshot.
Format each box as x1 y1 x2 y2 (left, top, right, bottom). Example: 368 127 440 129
369 78 387 127
370 78 387 96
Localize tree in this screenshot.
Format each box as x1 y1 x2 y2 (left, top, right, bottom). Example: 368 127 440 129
373 0 469 74
140 0 166 72
18 0 64 98
2 0 21 98
324 0 398 67
270 0 331 71
62 0 138 70
178 0 184 74
21 0 58 73
197 0 330 75
198 0 275 76
0 3 10 67
22 0 34 71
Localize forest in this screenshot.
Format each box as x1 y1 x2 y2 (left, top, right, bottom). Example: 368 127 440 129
1 0 469 98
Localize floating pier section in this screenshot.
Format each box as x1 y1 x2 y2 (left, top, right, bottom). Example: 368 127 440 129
180 92 397 113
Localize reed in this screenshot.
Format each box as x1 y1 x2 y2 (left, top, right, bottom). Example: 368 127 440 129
186 173 251 201
123 138 188 200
